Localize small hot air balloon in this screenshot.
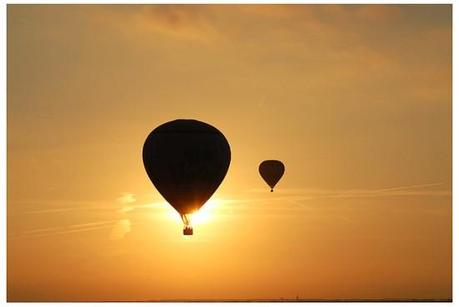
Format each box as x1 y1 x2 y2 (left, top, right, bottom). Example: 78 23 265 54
259 160 285 192
143 119 231 236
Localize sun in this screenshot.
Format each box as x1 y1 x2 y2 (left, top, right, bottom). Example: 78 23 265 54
159 198 224 227
189 198 222 226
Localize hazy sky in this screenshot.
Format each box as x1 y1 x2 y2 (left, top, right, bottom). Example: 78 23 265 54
8 4 451 301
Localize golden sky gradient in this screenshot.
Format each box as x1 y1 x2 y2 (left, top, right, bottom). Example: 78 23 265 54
7 4 451 301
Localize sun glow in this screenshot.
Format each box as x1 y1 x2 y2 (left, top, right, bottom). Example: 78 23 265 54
189 198 221 226
156 198 226 228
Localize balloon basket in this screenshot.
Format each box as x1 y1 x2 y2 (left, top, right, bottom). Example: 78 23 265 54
183 227 193 236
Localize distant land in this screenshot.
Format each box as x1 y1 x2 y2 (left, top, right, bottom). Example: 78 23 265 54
11 298 453 303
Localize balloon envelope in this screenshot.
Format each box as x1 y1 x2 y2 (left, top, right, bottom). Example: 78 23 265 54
259 160 285 192
143 119 231 221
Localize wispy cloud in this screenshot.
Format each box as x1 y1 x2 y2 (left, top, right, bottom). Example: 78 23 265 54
228 182 451 208
117 193 136 204
109 219 132 240
118 201 166 213
117 193 138 213
9 220 120 239
10 200 116 215
8 182 449 238
138 5 219 40
249 182 449 197
22 207 108 214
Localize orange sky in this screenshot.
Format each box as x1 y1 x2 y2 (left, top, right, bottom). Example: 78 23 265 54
7 4 451 301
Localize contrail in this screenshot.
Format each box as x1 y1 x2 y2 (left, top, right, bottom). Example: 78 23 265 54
9 220 120 239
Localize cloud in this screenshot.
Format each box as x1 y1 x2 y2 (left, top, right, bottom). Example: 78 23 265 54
10 200 114 215
235 182 451 207
139 5 214 31
118 206 134 213
271 182 450 197
109 219 131 240
23 206 111 214
117 193 136 204
136 5 347 44
92 5 220 42
10 182 448 239
9 220 119 239
95 5 400 43
118 201 168 213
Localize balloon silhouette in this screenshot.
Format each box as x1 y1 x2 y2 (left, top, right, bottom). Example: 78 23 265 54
143 119 231 235
259 160 285 192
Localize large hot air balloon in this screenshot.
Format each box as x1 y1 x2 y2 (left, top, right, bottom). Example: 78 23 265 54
259 160 285 192
143 119 231 236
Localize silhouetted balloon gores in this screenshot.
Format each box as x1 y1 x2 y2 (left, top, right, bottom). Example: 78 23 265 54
259 160 285 192
143 119 231 236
